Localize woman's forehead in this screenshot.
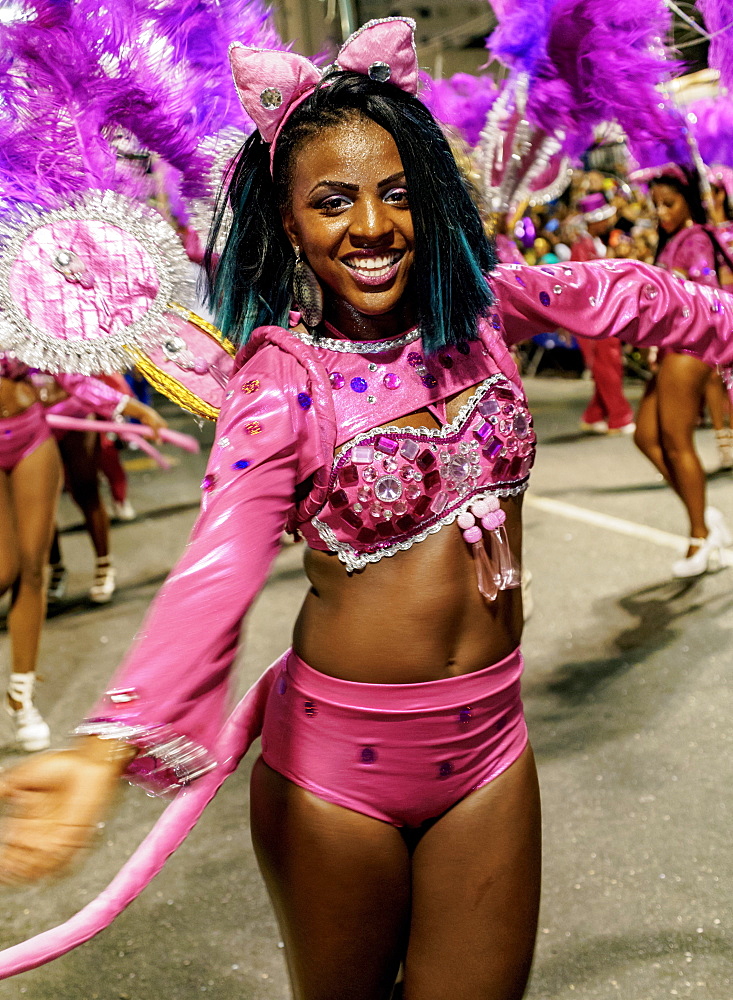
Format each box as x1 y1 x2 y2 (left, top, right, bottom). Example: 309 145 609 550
292 117 404 185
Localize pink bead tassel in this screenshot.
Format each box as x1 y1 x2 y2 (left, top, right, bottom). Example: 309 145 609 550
458 508 500 601
489 524 522 589
472 540 499 601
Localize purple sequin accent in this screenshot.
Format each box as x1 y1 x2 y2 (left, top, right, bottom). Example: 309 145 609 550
515 275 526 287
438 761 454 778
438 354 453 369
459 707 472 724
421 374 438 388
376 435 398 455
304 701 318 718
201 474 216 491
330 371 345 389
478 397 500 418
407 351 423 367
360 746 377 764
474 421 493 443
351 377 368 393
277 675 287 695
231 459 250 470
383 373 401 389
297 392 312 409
491 314 501 330
539 291 551 306
485 436 503 459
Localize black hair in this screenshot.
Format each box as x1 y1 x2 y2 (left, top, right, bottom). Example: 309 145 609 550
650 166 708 261
204 71 496 354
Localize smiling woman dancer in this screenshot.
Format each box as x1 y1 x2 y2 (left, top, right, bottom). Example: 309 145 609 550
2 20 733 1000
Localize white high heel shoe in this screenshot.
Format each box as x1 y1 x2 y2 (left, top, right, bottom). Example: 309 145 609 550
672 536 724 579
5 672 50 752
705 506 732 548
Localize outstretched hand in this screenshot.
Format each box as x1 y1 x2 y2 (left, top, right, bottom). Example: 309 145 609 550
0 748 124 886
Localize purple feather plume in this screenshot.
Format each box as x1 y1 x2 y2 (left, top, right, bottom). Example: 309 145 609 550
698 0 733 92
420 71 499 147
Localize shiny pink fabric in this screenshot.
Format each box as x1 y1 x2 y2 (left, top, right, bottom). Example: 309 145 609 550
0 403 51 471
261 648 527 828
656 225 718 285
8 219 159 344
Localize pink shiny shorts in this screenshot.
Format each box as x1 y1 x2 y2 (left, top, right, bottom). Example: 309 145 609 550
260 647 528 828
0 404 51 472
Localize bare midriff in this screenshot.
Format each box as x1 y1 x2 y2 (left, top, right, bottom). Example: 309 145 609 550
292 383 525 684
0 376 39 418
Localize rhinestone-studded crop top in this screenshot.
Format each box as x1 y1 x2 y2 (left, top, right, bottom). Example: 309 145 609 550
293 320 533 571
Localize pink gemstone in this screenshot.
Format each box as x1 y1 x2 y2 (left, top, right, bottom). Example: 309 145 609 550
400 439 420 461
357 486 372 502
393 501 407 515
383 373 401 390
400 467 414 482
430 491 449 514
330 371 345 390
362 467 377 483
376 436 398 455
201 474 216 492
383 457 398 473
405 483 421 500
352 445 374 464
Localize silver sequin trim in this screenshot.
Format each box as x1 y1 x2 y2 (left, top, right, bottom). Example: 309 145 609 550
292 326 422 354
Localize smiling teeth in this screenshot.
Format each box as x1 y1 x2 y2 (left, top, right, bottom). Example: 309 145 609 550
346 253 400 274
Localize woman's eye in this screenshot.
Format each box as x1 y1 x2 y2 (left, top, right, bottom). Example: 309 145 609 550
384 187 409 206
318 195 352 213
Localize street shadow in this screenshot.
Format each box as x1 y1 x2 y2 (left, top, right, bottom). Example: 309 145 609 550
531 927 731 997
526 575 733 760
58 500 201 536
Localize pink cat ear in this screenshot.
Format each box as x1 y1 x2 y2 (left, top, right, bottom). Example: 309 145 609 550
336 17 418 95
228 43 321 143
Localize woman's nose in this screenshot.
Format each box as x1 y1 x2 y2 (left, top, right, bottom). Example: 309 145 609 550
349 195 393 243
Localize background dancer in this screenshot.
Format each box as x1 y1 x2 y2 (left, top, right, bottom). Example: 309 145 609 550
631 165 732 577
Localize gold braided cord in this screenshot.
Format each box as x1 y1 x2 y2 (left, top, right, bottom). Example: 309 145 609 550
122 346 220 421
166 301 237 357
121 304 233 422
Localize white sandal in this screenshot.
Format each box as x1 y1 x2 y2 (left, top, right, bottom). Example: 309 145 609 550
90 556 116 603
6 672 50 752
671 537 724 579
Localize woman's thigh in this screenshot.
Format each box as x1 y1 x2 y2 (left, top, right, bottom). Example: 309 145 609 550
10 437 62 570
404 744 541 1000
0 471 20 591
656 354 711 446
250 756 411 1000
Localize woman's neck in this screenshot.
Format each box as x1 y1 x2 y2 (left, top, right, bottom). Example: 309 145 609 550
323 297 418 342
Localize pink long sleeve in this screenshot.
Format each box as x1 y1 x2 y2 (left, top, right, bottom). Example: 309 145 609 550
76 344 322 793
494 259 733 365
52 373 128 419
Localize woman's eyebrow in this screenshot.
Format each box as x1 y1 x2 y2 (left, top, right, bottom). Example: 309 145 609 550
307 179 360 196
378 171 406 186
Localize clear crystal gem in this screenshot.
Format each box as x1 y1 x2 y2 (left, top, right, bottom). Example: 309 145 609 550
368 61 391 83
260 87 283 110
374 475 403 503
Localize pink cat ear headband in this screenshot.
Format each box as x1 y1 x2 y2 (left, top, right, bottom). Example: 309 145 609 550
228 17 419 173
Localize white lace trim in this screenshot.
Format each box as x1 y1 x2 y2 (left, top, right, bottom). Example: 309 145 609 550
310 373 531 572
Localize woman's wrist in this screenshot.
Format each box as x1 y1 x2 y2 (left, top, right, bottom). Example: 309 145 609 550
74 735 139 775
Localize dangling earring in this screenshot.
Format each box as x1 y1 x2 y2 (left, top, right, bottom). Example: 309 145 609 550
292 245 323 328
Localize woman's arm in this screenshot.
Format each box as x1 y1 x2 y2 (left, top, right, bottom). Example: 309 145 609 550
495 259 733 365
73 345 321 793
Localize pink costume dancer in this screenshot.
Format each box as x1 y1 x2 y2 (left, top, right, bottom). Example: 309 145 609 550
0 356 130 751
2 16 733 996
0 259 732 981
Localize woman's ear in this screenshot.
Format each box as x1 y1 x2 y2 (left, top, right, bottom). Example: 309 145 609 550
281 210 299 251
